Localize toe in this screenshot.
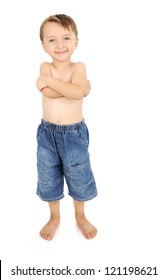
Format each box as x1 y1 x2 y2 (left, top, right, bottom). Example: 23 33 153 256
92 229 97 237
47 233 53 240
85 231 92 239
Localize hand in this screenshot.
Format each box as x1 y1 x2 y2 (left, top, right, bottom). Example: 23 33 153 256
36 76 47 91
84 80 91 97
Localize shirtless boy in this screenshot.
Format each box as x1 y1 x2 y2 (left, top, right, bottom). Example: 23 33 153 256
36 14 97 240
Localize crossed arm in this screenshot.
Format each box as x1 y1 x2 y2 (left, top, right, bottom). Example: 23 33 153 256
36 62 91 100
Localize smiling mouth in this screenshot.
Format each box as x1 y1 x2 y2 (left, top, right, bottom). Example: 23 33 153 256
55 50 68 54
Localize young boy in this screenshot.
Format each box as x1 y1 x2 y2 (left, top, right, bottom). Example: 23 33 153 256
36 14 97 240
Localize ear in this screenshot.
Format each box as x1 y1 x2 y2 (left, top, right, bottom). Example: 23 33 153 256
75 38 79 49
42 42 47 53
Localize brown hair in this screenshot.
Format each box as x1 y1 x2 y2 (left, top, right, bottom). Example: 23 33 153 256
40 14 78 42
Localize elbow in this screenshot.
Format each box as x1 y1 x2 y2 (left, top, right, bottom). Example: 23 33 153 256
41 88 48 96
76 88 85 100
41 88 52 98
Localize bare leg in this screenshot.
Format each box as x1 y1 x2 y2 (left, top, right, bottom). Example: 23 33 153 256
73 200 97 239
40 201 60 241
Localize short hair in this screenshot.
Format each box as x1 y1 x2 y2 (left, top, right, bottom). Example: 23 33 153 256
40 14 78 42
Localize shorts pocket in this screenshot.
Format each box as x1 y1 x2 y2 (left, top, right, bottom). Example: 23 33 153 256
73 124 89 145
70 160 92 188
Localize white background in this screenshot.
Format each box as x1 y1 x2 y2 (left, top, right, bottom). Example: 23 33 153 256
0 0 167 279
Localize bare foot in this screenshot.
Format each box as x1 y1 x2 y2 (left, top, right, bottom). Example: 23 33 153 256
76 214 97 239
39 218 60 241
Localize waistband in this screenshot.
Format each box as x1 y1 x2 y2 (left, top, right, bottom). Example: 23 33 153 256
41 119 85 132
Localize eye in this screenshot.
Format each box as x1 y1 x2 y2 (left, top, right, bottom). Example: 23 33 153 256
64 37 70 40
47 38 57 44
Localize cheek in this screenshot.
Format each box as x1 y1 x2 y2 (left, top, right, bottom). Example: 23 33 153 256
44 45 54 54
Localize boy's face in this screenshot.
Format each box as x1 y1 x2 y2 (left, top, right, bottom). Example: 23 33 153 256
42 22 78 62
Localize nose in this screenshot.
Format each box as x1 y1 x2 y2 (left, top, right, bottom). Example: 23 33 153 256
56 40 63 49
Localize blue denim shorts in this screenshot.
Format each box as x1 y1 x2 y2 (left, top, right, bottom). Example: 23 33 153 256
36 119 97 202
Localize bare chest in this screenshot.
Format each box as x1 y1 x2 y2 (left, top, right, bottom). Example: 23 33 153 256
50 63 75 82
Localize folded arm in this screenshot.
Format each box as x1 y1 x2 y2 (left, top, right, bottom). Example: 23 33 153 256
36 62 62 98
36 62 90 100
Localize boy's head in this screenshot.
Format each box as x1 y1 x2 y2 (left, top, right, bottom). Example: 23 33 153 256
40 14 78 42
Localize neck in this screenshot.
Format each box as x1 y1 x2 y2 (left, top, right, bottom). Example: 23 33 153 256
52 59 72 70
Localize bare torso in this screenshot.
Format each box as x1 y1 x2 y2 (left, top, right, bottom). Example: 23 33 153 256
42 62 83 124
42 96 83 124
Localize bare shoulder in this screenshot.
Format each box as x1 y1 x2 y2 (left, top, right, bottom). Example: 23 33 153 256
74 62 86 70
39 61 52 75
71 62 88 86
72 62 87 75
40 61 50 70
